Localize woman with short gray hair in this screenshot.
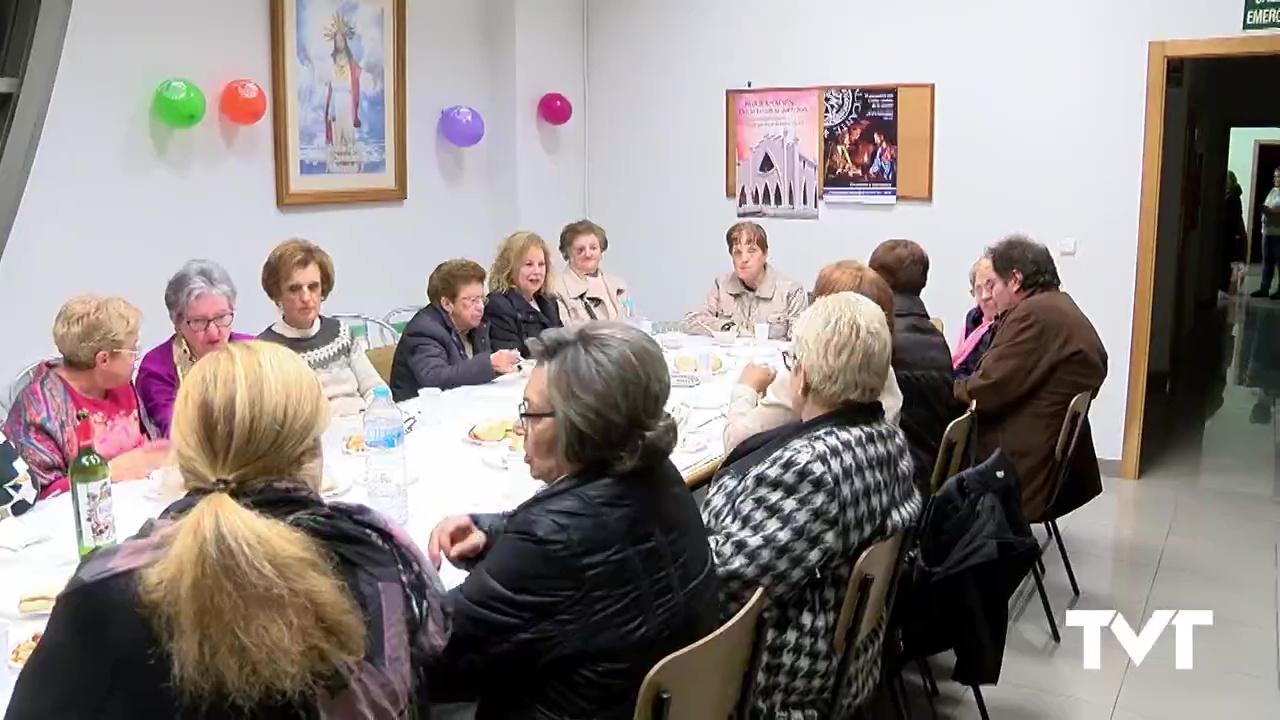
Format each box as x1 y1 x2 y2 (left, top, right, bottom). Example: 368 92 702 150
703 292 922 717
137 259 253 436
425 322 720 718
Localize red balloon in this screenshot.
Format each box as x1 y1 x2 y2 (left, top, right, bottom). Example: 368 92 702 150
537 92 573 126
220 79 267 125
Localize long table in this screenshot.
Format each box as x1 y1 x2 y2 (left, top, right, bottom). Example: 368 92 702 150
0 333 777 709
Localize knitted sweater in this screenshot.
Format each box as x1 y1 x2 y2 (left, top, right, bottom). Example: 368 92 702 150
258 316 386 417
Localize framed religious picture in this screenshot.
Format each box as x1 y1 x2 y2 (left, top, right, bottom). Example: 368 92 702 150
270 0 407 206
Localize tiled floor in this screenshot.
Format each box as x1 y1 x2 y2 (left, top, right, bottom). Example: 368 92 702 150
906 293 1280 719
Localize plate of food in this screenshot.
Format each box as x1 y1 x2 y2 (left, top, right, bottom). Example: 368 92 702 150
467 418 518 447
670 373 701 389
8 629 43 671
672 353 726 375
674 435 710 455
342 432 368 456
0 575 70 622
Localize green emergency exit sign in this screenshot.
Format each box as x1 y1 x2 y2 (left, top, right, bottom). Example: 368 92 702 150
1245 0 1280 31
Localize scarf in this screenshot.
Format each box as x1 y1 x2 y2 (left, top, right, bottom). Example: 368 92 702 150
951 320 992 370
159 481 449 693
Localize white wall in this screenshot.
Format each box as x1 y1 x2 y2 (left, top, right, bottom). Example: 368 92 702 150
585 0 1249 461
1228 126 1280 231
0 0 584 384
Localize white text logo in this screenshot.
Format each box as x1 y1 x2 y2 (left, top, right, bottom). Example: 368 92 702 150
1064 610 1213 669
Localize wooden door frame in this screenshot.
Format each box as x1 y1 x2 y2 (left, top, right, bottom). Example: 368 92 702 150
1121 35 1280 480
1246 139 1280 265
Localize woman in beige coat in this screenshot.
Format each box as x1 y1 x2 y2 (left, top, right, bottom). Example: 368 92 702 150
551 220 633 327
684 222 808 340
723 260 903 452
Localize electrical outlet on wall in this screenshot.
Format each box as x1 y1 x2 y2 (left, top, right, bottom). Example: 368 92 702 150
1059 238 1078 257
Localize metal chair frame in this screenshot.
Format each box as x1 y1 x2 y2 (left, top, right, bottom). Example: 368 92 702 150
330 313 401 348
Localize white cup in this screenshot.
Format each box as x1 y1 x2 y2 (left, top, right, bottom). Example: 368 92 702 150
754 322 770 342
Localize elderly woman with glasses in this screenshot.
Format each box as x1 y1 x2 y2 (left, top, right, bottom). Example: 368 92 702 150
953 255 999 380
3 296 169 500
426 323 719 719
702 292 921 718
137 260 253 437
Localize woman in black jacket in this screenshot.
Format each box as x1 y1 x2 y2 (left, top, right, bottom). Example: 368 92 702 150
870 239 958 490
482 231 564 356
427 323 719 720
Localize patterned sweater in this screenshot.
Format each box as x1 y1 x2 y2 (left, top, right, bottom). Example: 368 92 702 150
258 316 386 417
702 406 922 719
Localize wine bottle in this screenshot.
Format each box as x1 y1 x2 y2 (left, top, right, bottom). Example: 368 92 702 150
69 409 116 556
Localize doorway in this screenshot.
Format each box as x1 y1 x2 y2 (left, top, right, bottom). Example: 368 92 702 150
1247 141 1280 264
1123 35 1280 480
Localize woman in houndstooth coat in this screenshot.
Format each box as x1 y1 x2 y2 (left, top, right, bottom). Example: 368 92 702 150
703 292 922 719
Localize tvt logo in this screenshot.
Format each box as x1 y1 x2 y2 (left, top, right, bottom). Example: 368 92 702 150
1065 610 1213 670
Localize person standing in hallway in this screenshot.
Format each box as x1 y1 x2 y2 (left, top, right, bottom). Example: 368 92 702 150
1252 167 1280 299
1223 172 1248 295
955 236 1107 523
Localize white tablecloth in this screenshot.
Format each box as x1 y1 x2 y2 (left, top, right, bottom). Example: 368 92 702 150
0 334 780 710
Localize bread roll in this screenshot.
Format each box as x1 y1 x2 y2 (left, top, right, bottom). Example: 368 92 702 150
17 584 61 614
673 355 698 373
472 419 514 443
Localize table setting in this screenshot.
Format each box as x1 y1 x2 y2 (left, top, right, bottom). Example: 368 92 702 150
0 332 783 709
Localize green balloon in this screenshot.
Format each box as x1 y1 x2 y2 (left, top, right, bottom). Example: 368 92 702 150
153 78 206 129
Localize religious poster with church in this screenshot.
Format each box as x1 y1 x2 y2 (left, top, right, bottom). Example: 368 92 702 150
822 86 898 204
732 89 821 219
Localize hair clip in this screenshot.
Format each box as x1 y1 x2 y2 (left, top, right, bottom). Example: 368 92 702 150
212 478 233 493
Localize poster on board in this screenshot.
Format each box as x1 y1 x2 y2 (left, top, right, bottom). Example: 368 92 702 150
732 89 821 219
822 87 898 204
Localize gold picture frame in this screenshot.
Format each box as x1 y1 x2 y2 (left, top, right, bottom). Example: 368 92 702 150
270 0 407 207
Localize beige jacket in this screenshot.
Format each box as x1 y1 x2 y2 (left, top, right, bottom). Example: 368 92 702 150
722 367 903 452
552 268 632 327
684 267 808 340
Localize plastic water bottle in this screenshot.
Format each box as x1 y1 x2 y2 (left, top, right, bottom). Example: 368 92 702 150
622 298 653 334
364 386 409 525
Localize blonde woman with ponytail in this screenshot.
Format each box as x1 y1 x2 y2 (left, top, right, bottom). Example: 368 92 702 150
7 341 450 719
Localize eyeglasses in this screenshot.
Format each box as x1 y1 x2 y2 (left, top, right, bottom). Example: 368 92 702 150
184 312 235 332
970 279 995 298
781 350 796 371
454 296 485 309
517 399 555 431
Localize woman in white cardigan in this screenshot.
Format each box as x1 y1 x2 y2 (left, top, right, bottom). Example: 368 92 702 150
723 260 903 452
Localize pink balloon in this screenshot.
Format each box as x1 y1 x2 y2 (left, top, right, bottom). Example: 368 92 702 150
538 92 573 126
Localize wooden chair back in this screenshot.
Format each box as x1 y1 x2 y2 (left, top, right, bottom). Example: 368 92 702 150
366 345 397 385
929 401 976 493
829 533 907 715
1054 391 1093 464
633 587 767 720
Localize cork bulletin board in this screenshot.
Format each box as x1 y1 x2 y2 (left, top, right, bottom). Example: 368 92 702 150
725 83 935 202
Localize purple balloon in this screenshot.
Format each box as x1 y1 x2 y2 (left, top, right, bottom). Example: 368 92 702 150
439 105 485 147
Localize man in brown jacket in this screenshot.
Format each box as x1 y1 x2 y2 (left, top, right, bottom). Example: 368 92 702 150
955 236 1107 523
